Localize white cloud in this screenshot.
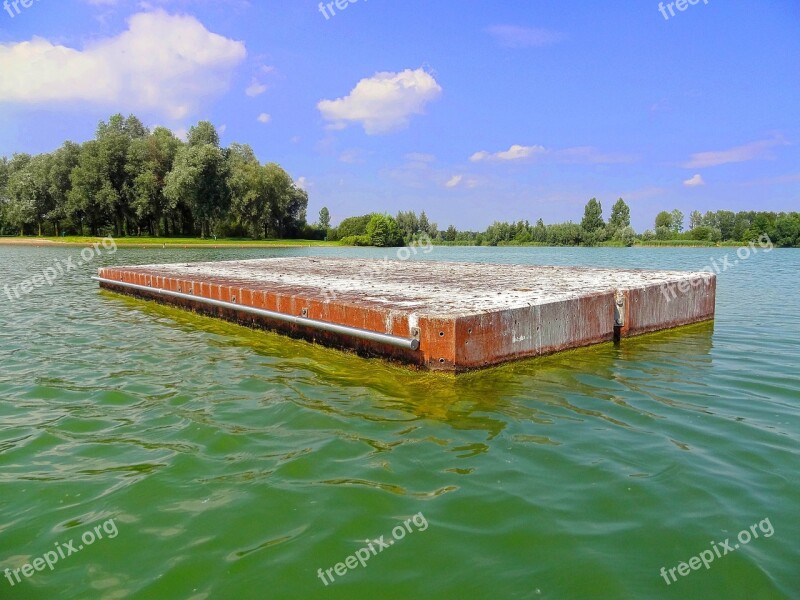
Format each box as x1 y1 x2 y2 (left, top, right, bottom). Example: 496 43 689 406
487 25 565 48
445 175 463 188
317 68 442 134
683 174 705 187
257 113 271 124
470 144 546 162
0 10 246 119
296 176 310 190
683 136 789 168
470 144 635 164
246 79 268 97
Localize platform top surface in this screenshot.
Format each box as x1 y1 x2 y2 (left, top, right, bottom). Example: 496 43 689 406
105 257 712 316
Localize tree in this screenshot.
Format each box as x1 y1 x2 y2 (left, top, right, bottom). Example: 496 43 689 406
618 226 636 247
418 210 438 238
5 153 56 236
47 142 82 236
670 209 684 234
127 128 182 236
655 211 672 229
395 210 419 240
187 121 220 148
227 145 268 238
366 214 403 247
689 210 703 230
164 141 230 238
443 225 458 241
67 114 150 236
262 163 297 237
609 198 631 231
278 185 308 238
318 207 331 229
581 198 605 232
655 225 673 240
532 218 547 243
715 210 736 240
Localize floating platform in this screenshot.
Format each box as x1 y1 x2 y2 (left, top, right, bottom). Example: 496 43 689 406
95 258 716 372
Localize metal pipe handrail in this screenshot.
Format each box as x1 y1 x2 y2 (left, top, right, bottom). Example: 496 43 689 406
92 276 420 351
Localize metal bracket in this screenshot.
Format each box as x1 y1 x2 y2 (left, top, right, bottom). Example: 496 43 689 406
614 292 625 327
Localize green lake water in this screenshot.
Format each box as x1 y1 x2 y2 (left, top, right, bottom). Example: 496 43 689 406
0 245 798 600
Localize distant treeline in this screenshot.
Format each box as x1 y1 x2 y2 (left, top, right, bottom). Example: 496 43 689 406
0 114 312 239
2 116 798 248
331 201 800 248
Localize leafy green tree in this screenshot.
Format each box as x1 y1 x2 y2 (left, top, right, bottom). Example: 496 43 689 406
670 209 684 234
227 144 268 238
127 128 182 236
687 225 721 242
318 207 331 229
418 210 438 238
609 198 631 231
618 226 636 247
655 211 672 229
366 214 403 247
67 114 149 236
395 210 419 241
689 210 703 230
655 225 673 240
334 214 374 239
164 139 230 238
5 153 56 236
187 121 221 148
47 142 82 236
278 184 308 238
532 218 547 243
581 198 605 232
715 210 736 240
443 224 458 241
262 163 297 237
546 222 583 246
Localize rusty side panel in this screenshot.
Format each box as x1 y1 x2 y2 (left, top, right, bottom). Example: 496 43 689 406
97 268 424 367
620 275 716 337
417 317 457 371
452 292 616 370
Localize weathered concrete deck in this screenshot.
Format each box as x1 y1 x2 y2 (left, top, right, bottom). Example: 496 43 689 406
95 258 716 372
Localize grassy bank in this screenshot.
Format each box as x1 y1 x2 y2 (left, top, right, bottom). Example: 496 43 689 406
0 236 340 248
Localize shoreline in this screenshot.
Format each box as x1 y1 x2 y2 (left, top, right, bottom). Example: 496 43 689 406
0 237 337 249
0 237 758 250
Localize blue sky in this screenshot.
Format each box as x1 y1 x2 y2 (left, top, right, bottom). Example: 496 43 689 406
0 0 798 231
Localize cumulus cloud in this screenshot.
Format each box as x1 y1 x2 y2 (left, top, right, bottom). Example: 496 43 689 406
683 136 789 168
317 68 442 134
470 144 635 164
246 79 268 97
0 10 246 119
445 175 463 188
257 113 271 123
683 174 705 187
470 144 546 162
